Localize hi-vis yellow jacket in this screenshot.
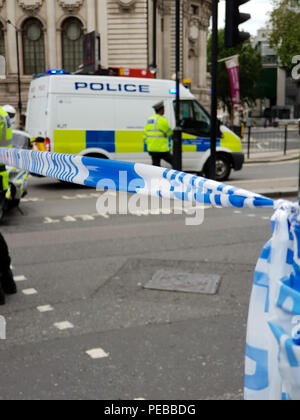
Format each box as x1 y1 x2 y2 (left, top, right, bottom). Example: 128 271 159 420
0 107 12 148
144 114 173 153
0 107 12 192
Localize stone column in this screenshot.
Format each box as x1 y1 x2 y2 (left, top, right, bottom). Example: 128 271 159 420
6 0 18 74
87 0 96 32
46 0 57 69
160 1 171 79
97 0 108 67
277 68 286 107
198 28 207 88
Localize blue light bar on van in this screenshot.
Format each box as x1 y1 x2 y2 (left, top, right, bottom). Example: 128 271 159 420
169 88 177 95
48 69 66 75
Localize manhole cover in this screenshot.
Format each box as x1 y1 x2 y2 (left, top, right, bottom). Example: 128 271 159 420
144 270 221 295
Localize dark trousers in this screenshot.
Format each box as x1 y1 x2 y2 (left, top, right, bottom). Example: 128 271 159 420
0 233 11 275
149 152 173 168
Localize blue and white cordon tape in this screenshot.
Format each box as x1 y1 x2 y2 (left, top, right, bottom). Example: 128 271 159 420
0 148 274 209
4 147 300 400
245 201 300 400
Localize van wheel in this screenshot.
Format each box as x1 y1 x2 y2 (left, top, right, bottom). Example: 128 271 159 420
204 154 232 182
216 154 231 181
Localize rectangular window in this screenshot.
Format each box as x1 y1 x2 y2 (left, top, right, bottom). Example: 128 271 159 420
0 25 5 58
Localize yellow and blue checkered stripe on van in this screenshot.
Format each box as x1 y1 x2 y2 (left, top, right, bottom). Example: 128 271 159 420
53 130 221 154
54 130 145 154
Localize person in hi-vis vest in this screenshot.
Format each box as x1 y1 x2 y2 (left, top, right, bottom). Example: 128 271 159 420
0 106 12 194
0 106 17 305
144 101 174 167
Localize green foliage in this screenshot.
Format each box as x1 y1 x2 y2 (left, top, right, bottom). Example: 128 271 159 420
269 0 300 70
207 30 262 114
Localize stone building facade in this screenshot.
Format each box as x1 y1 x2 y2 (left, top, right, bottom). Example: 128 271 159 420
0 0 211 124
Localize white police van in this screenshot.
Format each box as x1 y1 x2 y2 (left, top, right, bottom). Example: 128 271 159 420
25 74 244 181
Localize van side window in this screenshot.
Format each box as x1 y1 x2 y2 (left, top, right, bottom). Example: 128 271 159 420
174 100 211 136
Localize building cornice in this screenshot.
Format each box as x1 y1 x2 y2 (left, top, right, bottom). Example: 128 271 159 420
17 0 44 12
58 0 83 13
117 0 138 10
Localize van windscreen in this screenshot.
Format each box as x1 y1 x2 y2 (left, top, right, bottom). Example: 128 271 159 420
174 100 211 136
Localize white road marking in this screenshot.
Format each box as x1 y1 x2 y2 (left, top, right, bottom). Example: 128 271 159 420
247 214 256 218
44 217 60 224
86 348 110 359
91 212 110 219
54 321 74 331
22 197 44 203
14 275 27 282
63 216 77 222
41 205 216 225
22 288 38 296
62 195 76 200
37 305 54 313
62 193 100 200
75 214 95 221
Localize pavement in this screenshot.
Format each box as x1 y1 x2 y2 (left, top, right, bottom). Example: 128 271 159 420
239 149 299 198
231 177 298 199
245 150 299 165
244 149 299 165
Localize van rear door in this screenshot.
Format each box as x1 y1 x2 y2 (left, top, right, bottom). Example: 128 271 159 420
26 80 49 138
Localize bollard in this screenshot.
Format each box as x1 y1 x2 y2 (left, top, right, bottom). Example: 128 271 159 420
172 127 182 171
247 126 251 159
0 316 6 340
284 124 288 156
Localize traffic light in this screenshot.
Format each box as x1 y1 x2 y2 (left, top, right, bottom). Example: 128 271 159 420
225 0 251 48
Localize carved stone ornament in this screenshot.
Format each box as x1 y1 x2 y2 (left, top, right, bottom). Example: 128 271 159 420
17 0 43 11
58 0 83 13
200 0 212 28
0 0 4 10
188 17 201 42
189 25 199 42
157 0 170 15
117 0 137 10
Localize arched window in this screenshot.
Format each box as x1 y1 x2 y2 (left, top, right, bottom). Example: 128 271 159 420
62 18 83 73
0 23 5 58
22 18 45 75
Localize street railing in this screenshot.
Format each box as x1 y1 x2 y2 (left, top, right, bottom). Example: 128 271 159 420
242 125 300 159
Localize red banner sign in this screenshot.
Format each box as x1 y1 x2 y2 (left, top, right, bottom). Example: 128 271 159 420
225 56 240 105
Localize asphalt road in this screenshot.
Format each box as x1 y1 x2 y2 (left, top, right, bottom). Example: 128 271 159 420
0 161 296 400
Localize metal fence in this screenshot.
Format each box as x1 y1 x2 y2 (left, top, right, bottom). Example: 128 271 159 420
242 126 300 158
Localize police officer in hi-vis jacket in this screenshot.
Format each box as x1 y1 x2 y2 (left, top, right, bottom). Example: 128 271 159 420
144 101 174 167
0 106 17 305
